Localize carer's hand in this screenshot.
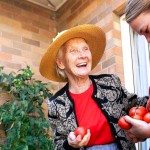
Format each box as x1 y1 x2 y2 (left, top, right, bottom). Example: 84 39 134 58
68 129 91 148
124 115 149 139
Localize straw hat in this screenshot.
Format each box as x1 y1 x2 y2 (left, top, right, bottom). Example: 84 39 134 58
39 24 106 82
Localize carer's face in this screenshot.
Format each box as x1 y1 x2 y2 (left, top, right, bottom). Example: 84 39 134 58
129 12 150 43
62 38 92 78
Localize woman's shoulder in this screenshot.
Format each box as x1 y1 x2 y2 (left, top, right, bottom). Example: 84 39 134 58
90 73 120 80
90 73 121 87
49 83 69 101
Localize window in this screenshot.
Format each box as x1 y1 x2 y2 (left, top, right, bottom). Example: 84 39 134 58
120 15 150 150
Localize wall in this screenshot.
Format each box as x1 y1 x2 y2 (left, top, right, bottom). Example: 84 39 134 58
0 0 56 83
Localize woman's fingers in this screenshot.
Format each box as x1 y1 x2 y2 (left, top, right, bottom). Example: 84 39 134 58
68 129 91 148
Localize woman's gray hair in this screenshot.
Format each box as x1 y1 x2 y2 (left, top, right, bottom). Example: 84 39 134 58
55 45 67 79
125 0 150 23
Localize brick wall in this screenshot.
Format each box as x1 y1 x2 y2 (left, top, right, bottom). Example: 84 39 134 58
0 0 56 83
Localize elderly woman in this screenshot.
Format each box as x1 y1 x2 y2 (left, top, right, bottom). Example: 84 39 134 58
39 24 148 150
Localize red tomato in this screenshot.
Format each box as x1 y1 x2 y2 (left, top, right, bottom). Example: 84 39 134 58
143 112 150 123
129 107 136 116
118 116 132 130
132 114 143 120
129 106 147 117
74 126 87 139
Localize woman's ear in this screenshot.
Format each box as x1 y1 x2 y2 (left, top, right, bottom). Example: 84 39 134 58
56 58 65 70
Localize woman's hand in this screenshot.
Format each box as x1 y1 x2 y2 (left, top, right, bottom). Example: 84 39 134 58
68 129 91 148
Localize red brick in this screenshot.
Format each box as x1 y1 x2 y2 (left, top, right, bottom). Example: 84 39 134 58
40 42 50 49
32 20 49 30
32 33 50 43
13 0 32 12
0 52 12 60
106 46 123 58
13 41 32 51
105 39 115 50
106 0 113 6
21 10 39 21
22 37 40 47
113 0 127 16
32 7 50 18
71 0 82 13
12 55 32 66
1 45 21 56
1 2 14 12
2 31 21 42
22 24 39 33
67 11 79 22
0 8 13 18
0 60 21 69
102 56 116 69
0 37 13 46
90 63 102 74
13 14 32 25
98 7 112 21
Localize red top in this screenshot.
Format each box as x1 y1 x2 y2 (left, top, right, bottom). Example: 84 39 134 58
70 84 114 146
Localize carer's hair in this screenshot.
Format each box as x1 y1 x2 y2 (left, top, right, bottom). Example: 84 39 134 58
125 0 150 23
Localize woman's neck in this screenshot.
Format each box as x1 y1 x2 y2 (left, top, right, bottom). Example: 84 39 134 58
68 77 91 94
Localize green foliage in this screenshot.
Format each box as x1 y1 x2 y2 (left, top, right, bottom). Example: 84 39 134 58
0 66 54 150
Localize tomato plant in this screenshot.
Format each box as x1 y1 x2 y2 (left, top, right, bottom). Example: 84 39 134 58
0 66 54 149
143 112 150 123
74 126 87 139
118 116 132 130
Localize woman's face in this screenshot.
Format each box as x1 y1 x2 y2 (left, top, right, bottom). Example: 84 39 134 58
58 38 92 79
129 12 150 43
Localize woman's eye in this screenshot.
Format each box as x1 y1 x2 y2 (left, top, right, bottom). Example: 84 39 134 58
146 29 149 34
70 49 77 53
145 27 149 34
83 47 89 51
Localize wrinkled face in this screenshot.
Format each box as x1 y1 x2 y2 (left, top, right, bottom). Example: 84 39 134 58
129 12 150 43
57 38 92 79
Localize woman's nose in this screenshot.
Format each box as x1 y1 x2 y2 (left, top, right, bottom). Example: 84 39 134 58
78 50 86 58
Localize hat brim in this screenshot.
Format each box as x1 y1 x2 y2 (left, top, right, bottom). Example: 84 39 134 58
39 24 106 82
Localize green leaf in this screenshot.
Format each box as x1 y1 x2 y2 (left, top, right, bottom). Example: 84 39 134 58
15 145 28 150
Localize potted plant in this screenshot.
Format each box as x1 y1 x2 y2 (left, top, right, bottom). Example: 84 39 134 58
0 66 54 150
